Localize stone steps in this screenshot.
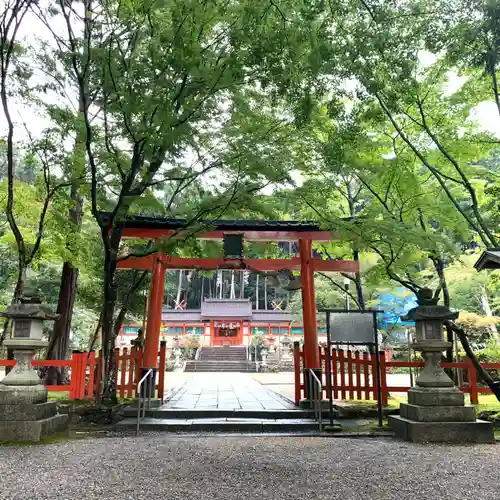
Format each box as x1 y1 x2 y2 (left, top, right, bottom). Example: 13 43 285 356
186 346 252 372
200 347 248 361
201 355 248 360
116 416 322 433
184 361 255 372
122 407 336 420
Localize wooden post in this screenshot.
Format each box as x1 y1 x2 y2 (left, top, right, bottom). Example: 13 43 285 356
338 349 346 400
69 352 78 400
331 348 338 400
363 351 370 400
157 341 167 399
119 348 128 399
293 341 301 405
347 350 354 399
86 352 96 400
371 350 378 401
71 352 84 400
379 351 388 407
134 348 143 396
354 351 362 400
126 347 136 398
468 360 479 405
78 352 87 399
320 345 326 398
209 319 214 346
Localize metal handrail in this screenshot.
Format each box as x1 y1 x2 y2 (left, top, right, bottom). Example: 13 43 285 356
307 368 323 432
136 369 153 436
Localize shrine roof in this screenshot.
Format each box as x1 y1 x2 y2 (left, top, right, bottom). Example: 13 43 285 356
474 249 500 271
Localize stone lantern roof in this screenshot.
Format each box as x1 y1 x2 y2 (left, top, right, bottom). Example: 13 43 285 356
400 288 458 323
0 293 59 321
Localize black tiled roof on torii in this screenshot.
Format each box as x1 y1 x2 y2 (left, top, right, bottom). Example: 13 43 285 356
98 211 325 233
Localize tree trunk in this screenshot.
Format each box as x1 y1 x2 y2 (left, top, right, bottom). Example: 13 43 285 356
432 256 454 363
101 276 118 404
3 266 26 374
98 237 120 405
449 322 500 403
88 309 103 354
353 249 365 310
45 261 79 384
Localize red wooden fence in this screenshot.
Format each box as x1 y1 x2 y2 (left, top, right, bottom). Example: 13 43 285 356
293 344 500 407
0 343 167 401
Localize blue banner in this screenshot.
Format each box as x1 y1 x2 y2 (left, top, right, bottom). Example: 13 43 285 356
376 289 417 329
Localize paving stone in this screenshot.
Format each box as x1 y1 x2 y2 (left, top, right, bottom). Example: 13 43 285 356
226 418 265 422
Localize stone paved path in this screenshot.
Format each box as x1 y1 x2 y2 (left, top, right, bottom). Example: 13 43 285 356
1 436 499 500
164 372 294 410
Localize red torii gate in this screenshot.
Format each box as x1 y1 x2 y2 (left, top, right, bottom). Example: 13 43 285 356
116 215 360 392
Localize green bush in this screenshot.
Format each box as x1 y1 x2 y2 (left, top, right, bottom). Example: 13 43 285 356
475 341 500 363
473 341 500 381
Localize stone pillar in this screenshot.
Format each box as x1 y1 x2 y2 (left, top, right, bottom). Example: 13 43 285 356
0 294 68 442
389 288 494 443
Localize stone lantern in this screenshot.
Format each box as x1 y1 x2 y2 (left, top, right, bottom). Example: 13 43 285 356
280 335 292 359
0 293 68 442
405 288 458 389
389 288 493 443
260 346 268 366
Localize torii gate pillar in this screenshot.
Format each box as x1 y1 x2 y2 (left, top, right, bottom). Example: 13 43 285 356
299 239 320 370
142 256 165 395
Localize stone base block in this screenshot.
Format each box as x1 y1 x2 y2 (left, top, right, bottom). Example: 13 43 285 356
0 401 57 421
0 384 47 405
400 402 476 422
408 387 464 407
0 414 68 443
299 399 331 410
389 415 494 443
129 398 163 409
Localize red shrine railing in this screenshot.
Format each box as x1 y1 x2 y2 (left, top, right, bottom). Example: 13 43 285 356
293 343 497 406
2 342 497 405
0 344 167 401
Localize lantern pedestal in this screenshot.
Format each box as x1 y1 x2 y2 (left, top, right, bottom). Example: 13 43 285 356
0 298 68 443
389 289 494 443
389 344 494 443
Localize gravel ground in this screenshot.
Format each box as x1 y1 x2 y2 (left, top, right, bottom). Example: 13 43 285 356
0 435 498 500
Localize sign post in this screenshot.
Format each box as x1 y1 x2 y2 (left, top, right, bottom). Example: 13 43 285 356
320 309 384 427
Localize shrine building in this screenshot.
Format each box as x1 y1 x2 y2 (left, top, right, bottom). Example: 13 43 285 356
118 298 329 348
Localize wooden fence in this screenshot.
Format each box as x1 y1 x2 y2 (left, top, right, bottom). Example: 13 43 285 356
293 344 500 406
0 344 167 401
